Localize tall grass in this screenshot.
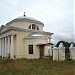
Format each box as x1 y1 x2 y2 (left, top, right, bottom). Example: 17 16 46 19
0 58 75 75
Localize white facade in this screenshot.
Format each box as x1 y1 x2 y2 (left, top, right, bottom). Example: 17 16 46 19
0 15 53 59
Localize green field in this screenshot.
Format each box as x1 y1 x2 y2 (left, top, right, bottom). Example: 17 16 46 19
0 58 75 75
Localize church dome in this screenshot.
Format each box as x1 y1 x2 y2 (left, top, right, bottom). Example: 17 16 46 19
6 14 44 26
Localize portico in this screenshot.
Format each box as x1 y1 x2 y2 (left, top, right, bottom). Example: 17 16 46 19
0 35 14 58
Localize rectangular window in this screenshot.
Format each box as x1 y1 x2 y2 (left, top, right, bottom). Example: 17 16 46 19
28 45 33 54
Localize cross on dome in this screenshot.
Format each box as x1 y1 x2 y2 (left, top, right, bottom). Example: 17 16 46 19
23 12 26 17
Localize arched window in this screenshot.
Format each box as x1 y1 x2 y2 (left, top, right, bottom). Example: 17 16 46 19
28 24 39 30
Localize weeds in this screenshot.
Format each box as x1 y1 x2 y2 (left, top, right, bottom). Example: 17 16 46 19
0 58 74 75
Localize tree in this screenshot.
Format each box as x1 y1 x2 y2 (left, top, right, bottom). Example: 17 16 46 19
55 40 75 59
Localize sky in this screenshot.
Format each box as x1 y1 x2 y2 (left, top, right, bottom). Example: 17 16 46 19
0 0 74 44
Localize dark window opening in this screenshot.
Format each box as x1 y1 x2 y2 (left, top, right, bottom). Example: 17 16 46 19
28 25 31 29
28 45 33 54
37 26 39 30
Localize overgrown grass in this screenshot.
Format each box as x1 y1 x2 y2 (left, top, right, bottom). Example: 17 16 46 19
0 58 75 75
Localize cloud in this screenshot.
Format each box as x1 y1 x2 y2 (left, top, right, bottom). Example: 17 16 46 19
0 0 74 44
51 32 74 44
44 14 74 44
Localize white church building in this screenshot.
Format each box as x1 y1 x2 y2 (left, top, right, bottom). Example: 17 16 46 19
0 13 53 59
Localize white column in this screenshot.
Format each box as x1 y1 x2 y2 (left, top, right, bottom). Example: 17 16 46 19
53 47 59 61
48 38 52 56
59 43 65 61
1 38 3 58
0 39 1 56
4 37 7 57
50 45 52 56
48 38 50 43
69 44 75 60
1 38 2 57
2 38 4 58
10 35 14 59
7 36 10 58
